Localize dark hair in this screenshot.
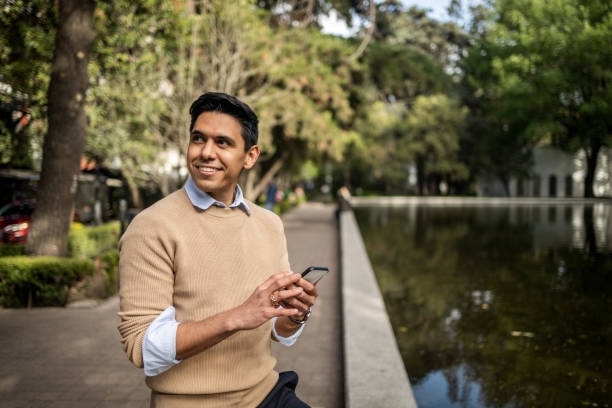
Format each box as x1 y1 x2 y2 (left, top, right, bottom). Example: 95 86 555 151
189 92 258 151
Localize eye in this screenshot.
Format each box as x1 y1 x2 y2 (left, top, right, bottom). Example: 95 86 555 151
191 134 204 143
216 138 230 146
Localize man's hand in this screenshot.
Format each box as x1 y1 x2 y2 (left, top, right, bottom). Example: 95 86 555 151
281 276 318 320
274 274 319 337
176 272 303 360
229 272 303 330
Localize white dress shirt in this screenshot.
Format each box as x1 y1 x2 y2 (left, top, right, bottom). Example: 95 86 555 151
141 177 304 377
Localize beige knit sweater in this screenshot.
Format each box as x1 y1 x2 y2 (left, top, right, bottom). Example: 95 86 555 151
118 188 290 406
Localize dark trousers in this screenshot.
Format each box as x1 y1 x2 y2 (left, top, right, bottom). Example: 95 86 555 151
256 371 310 408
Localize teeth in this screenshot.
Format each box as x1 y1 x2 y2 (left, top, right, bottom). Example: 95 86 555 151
199 167 218 172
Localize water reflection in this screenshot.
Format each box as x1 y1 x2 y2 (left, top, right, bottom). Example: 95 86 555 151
354 204 612 408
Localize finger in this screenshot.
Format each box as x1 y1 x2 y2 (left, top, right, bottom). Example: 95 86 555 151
282 290 315 308
274 307 300 317
281 297 310 313
296 278 318 297
259 272 296 292
275 287 303 301
264 273 301 292
294 292 316 307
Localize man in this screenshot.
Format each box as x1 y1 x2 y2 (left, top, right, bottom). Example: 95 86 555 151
118 92 318 407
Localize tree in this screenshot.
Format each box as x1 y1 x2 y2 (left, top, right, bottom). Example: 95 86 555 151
488 0 612 197
24 0 96 257
374 1 470 78
86 0 180 208
403 94 468 195
152 1 361 201
458 2 534 195
343 3 468 194
0 1 56 170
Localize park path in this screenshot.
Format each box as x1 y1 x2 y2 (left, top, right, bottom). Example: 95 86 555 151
0 202 343 408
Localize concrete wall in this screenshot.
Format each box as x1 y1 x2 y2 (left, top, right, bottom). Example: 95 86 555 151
340 209 418 408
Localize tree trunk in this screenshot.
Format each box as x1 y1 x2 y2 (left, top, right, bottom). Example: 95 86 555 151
349 0 376 61
416 156 425 196
583 143 601 198
245 153 288 201
499 174 510 197
24 0 96 257
127 178 144 210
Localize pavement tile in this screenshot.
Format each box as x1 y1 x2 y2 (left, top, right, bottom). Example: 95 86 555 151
48 401 99 408
96 401 148 408
125 387 151 401
33 391 64 401
23 400 51 408
55 390 86 401
1 401 33 408
79 390 107 401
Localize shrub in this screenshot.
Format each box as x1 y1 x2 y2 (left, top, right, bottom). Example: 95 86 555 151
69 222 120 259
100 249 119 297
0 256 95 307
0 244 25 257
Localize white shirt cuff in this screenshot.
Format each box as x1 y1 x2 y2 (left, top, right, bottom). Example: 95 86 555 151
142 306 181 377
271 316 305 346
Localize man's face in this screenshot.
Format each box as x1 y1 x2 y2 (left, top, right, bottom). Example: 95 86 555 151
187 111 259 205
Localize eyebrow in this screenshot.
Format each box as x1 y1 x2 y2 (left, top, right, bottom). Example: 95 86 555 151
190 130 236 145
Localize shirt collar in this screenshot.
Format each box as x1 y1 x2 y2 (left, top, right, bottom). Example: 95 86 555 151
184 176 251 216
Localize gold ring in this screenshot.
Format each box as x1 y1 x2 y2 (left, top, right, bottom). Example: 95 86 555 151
269 293 280 307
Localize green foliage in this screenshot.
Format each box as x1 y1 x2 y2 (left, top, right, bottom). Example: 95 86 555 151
375 1 470 73
475 0 612 195
86 0 180 196
404 94 468 180
0 0 55 170
68 222 120 259
365 42 450 100
0 256 95 307
0 222 120 307
16 0 608 201
100 249 119 297
0 244 25 257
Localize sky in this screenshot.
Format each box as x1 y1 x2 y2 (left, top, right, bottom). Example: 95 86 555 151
320 0 453 37
407 0 452 21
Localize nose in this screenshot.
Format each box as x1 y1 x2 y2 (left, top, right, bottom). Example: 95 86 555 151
199 139 216 160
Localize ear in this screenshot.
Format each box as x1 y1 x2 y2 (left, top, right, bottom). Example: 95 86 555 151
243 145 260 170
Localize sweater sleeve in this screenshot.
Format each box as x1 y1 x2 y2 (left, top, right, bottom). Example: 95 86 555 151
117 215 176 368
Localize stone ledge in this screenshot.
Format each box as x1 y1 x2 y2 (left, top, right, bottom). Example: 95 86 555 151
350 196 611 207
340 209 417 408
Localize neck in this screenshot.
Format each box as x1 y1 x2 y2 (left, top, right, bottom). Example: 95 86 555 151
210 186 236 207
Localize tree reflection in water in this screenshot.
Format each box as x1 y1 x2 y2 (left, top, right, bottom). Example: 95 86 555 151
355 204 612 408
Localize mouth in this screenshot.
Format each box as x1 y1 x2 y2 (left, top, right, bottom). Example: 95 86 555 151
194 163 222 175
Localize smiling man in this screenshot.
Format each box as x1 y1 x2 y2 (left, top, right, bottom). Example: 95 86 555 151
118 92 317 407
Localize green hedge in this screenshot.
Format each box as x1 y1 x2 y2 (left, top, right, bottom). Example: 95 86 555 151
69 221 120 259
0 244 25 257
100 249 119 297
0 256 95 307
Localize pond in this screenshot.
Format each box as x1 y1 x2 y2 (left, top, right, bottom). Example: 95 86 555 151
354 203 612 408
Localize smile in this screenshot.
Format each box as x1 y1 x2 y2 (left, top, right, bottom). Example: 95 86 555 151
195 164 221 174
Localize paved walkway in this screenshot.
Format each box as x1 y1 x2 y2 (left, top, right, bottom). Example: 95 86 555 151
0 203 343 408
271 203 343 408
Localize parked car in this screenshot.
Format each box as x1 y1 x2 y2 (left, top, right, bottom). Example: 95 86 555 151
0 200 35 243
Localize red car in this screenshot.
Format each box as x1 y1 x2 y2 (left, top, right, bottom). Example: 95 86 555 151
0 200 35 243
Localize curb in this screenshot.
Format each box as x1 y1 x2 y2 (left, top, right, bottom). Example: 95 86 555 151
340 209 418 408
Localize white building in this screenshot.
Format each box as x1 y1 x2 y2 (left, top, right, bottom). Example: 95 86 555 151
477 146 612 197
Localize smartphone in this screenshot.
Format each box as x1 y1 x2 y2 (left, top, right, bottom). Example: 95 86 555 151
301 266 329 285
